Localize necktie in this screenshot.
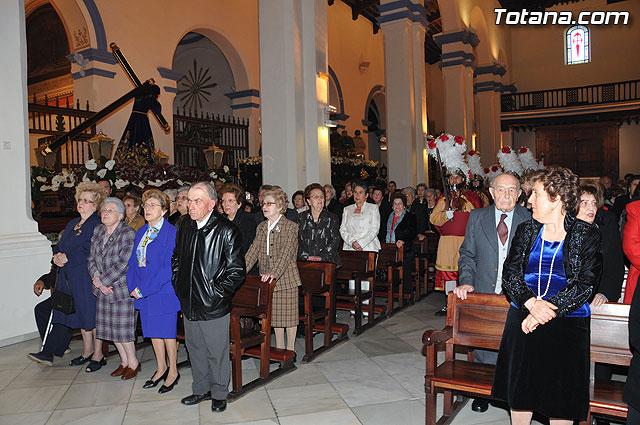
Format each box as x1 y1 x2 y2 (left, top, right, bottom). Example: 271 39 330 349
497 214 508 245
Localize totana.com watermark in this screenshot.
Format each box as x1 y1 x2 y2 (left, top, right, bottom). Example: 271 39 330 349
494 9 629 25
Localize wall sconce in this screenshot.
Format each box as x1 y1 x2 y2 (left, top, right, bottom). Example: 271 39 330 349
359 61 370 73
324 104 338 128
379 136 388 151
34 142 57 169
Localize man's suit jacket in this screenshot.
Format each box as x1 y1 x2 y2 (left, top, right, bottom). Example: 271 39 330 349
245 216 301 292
458 205 531 293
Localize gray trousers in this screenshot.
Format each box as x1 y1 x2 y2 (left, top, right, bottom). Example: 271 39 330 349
183 314 230 400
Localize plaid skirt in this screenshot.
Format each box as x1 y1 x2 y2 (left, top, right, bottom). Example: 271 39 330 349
272 286 298 328
95 294 136 342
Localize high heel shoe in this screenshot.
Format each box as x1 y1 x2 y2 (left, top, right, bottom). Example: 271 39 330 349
158 372 180 394
143 369 169 389
121 363 141 380
85 357 106 373
69 353 93 366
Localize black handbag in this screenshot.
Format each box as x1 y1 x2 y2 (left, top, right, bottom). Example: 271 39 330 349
51 268 75 315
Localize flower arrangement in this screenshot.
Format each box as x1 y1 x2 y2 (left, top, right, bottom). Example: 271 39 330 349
497 146 524 176
210 165 233 183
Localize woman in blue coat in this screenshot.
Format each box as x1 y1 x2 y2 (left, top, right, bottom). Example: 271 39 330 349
127 189 181 393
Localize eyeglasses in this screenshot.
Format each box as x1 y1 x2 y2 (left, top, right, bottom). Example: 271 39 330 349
263 201 276 207
78 198 95 204
309 195 324 200
143 202 162 209
101 208 118 214
169 200 177 204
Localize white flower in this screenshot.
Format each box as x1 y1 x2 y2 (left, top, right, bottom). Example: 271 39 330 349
114 179 128 189
64 182 74 188
82 173 90 182
51 184 60 192
51 175 63 186
137 182 145 188
176 179 184 186
209 171 218 179
223 165 229 173
85 159 97 170
97 169 107 178
35 176 47 182
104 160 115 170
40 185 52 191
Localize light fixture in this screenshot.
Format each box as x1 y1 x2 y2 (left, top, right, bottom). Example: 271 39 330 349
153 149 169 165
87 131 116 161
203 144 225 170
34 142 57 169
379 136 388 151
324 104 338 127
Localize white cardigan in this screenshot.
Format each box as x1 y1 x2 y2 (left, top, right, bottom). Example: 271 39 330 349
339 202 381 252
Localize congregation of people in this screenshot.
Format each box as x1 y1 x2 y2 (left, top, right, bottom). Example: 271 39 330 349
25 168 640 422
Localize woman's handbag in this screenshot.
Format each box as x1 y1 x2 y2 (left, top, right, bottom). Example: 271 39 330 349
51 268 75 315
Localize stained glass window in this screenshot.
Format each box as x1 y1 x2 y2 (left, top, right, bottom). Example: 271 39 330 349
566 25 590 65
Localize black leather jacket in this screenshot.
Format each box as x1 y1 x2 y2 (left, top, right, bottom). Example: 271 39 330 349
502 214 602 317
172 211 246 321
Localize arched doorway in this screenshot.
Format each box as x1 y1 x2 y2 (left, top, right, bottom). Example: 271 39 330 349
26 3 72 104
364 87 386 165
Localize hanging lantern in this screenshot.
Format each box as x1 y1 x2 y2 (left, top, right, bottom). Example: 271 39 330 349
34 143 56 170
153 149 169 165
87 131 116 161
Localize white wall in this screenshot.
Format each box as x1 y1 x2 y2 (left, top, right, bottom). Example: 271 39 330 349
512 129 536 156
620 122 640 179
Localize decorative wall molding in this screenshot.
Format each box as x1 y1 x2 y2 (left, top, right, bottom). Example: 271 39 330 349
157 67 184 81
66 48 117 65
433 29 480 48
225 89 260 110
440 50 475 69
475 62 507 77
71 67 116 80
377 0 429 28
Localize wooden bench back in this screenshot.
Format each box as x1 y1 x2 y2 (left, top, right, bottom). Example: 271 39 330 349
425 231 439 255
446 292 510 352
377 243 403 269
232 275 276 314
338 250 376 275
297 261 336 294
590 303 631 366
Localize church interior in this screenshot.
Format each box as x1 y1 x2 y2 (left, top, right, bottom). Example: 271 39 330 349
0 0 638 423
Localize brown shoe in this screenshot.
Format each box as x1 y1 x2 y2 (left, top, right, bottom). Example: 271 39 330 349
111 365 127 377
121 363 141 380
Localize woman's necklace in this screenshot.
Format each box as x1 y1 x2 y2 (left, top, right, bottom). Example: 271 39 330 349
537 237 563 300
73 218 86 236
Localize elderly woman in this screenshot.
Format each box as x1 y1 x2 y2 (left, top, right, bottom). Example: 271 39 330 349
28 182 106 366
246 188 301 351
127 189 181 392
384 192 417 293
220 183 257 256
163 188 180 225
576 185 624 306
297 183 341 266
340 180 381 252
492 166 602 424
292 190 306 214
175 186 190 217
123 194 145 231
86 197 137 377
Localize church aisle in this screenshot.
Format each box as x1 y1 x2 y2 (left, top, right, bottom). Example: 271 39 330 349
0 294 546 425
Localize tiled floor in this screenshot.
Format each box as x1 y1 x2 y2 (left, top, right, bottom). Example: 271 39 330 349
0 294 552 425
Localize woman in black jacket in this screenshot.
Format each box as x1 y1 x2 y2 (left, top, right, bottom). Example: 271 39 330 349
219 183 257 257
382 192 417 294
492 167 602 424
297 183 341 266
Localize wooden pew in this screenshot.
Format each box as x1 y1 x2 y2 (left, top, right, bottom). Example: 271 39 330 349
422 292 509 425
373 243 406 314
336 250 385 335
422 294 633 425
297 261 348 362
588 303 632 424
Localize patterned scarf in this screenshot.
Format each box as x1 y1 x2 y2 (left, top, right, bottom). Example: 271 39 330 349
136 218 163 267
385 210 406 243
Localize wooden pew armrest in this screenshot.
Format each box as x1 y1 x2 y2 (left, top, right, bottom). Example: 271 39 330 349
423 326 453 346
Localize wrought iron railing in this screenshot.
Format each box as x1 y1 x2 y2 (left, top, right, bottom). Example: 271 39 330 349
28 95 96 170
173 108 249 178
501 79 639 113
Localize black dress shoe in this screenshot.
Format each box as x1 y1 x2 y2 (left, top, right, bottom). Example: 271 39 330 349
471 398 489 413
211 399 227 412
143 369 169 389
181 391 211 405
85 357 107 373
158 372 180 394
69 353 93 366
434 307 447 317
27 351 53 366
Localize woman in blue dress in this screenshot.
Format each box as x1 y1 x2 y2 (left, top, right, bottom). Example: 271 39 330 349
127 189 181 393
28 182 107 366
492 166 603 425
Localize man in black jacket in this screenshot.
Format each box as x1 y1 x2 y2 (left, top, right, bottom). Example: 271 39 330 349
172 182 246 413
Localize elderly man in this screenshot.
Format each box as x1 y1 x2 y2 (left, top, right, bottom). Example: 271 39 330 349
172 182 245 413
455 172 530 413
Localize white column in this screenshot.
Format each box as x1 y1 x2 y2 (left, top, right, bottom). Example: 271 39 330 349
259 0 330 199
0 0 52 345
378 0 429 187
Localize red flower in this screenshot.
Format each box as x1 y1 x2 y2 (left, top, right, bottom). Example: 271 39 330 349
519 147 528 154
468 150 476 156
483 168 490 174
501 146 510 154
438 134 449 141
428 140 437 150
454 136 464 145
491 165 499 172
468 171 473 179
